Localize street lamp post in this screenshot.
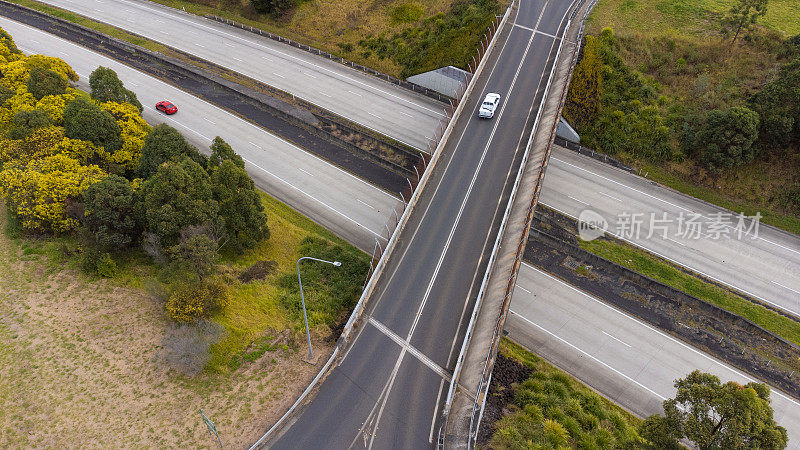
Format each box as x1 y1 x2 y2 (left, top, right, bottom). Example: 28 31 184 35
296 256 342 360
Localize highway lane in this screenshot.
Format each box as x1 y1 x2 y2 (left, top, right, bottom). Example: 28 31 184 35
36 0 446 150
0 17 399 252
271 0 579 447
507 262 800 447
541 147 800 317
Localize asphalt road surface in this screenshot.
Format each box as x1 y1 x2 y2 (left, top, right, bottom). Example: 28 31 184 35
36 0 446 150
42 0 800 317
541 148 800 318
0 17 400 252
270 0 579 447
507 262 800 447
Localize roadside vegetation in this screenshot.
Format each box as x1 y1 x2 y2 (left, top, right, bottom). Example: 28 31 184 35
564 0 800 233
129 0 505 78
0 26 368 372
580 237 800 346
489 339 643 448
490 339 787 449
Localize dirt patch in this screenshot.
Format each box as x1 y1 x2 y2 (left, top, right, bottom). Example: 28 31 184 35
238 260 278 283
476 352 532 446
0 231 333 447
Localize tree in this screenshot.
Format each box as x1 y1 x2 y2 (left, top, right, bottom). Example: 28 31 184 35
640 370 787 450
63 97 123 152
89 66 143 113
26 66 68 100
141 156 219 248
208 136 244 169
0 85 14 105
8 109 51 140
720 0 768 47
212 159 269 252
698 106 759 170
83 174 141 250
136 124 206 178
564 34 602 131
166 232 218 280
749 58 800 152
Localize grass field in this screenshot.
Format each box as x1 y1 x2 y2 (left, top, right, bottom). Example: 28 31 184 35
0 204 343 447
579 237 800 346
489 339 642 448
587 0 800 37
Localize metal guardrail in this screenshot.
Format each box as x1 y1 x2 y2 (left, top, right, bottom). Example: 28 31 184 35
204 15 453 104
553 136 639 174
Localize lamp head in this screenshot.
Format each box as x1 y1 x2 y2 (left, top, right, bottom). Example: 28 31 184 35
333 261 342 267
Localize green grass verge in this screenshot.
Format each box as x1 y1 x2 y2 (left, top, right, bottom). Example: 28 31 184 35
639 162 800 235
490 338 642 448
579 237 800 346
587 0 800 37
8 0 169 53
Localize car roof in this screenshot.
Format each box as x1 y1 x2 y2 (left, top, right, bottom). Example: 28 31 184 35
484 93 500 100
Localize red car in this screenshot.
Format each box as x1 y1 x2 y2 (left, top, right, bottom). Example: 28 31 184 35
156 101 178 115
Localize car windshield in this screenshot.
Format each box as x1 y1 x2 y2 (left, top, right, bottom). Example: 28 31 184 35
165 103 174 108
482 102 492 107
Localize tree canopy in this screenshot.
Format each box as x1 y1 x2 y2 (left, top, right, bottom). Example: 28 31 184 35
698 106 760 170
26 66 68 100
640 370 787 450
136 124 206 178
212 159 269 252
83 174 141 250
141 156 219 247
63 97 123 153
208 136 245 169
89 66 142 113
720 0 769 46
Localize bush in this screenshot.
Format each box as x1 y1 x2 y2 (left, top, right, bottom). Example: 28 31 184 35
166 232 219 280
83 174 141 250
63 97 123 152
698 106 760 170
8 109 51 140
250 0 295 16
565 35 602 131
81 247 117 277
165 277 230 322
26 67 68 100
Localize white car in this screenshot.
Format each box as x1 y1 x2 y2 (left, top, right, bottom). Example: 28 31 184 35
478 93 501 119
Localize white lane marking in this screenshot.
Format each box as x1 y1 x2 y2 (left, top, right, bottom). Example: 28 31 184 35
196 43 205 48
264 57 274 62
666 237 685 247
348 90 362 97
517 262 800 407
298 167 313 176
399 111 414 117
224 42 234 47
248 141 262 149
203 117 215 125
551 156 800 256
597 191 622 202
545 205 800 318
602 331 632 348
514 23 536 32
357 199 374 210
232 56 243 62
511 310 666 400
368 317 450 381
367 112 383 120
772 281 800 296
515 284 531 294
567 194 587 205
272 72 285 79
305 72 317 79
319 91 332 97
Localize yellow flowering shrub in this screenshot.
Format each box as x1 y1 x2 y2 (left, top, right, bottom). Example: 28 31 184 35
165 278 229 322
101 101 150 170
0 126 64 163
0 154 106 232
35 89 82 125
